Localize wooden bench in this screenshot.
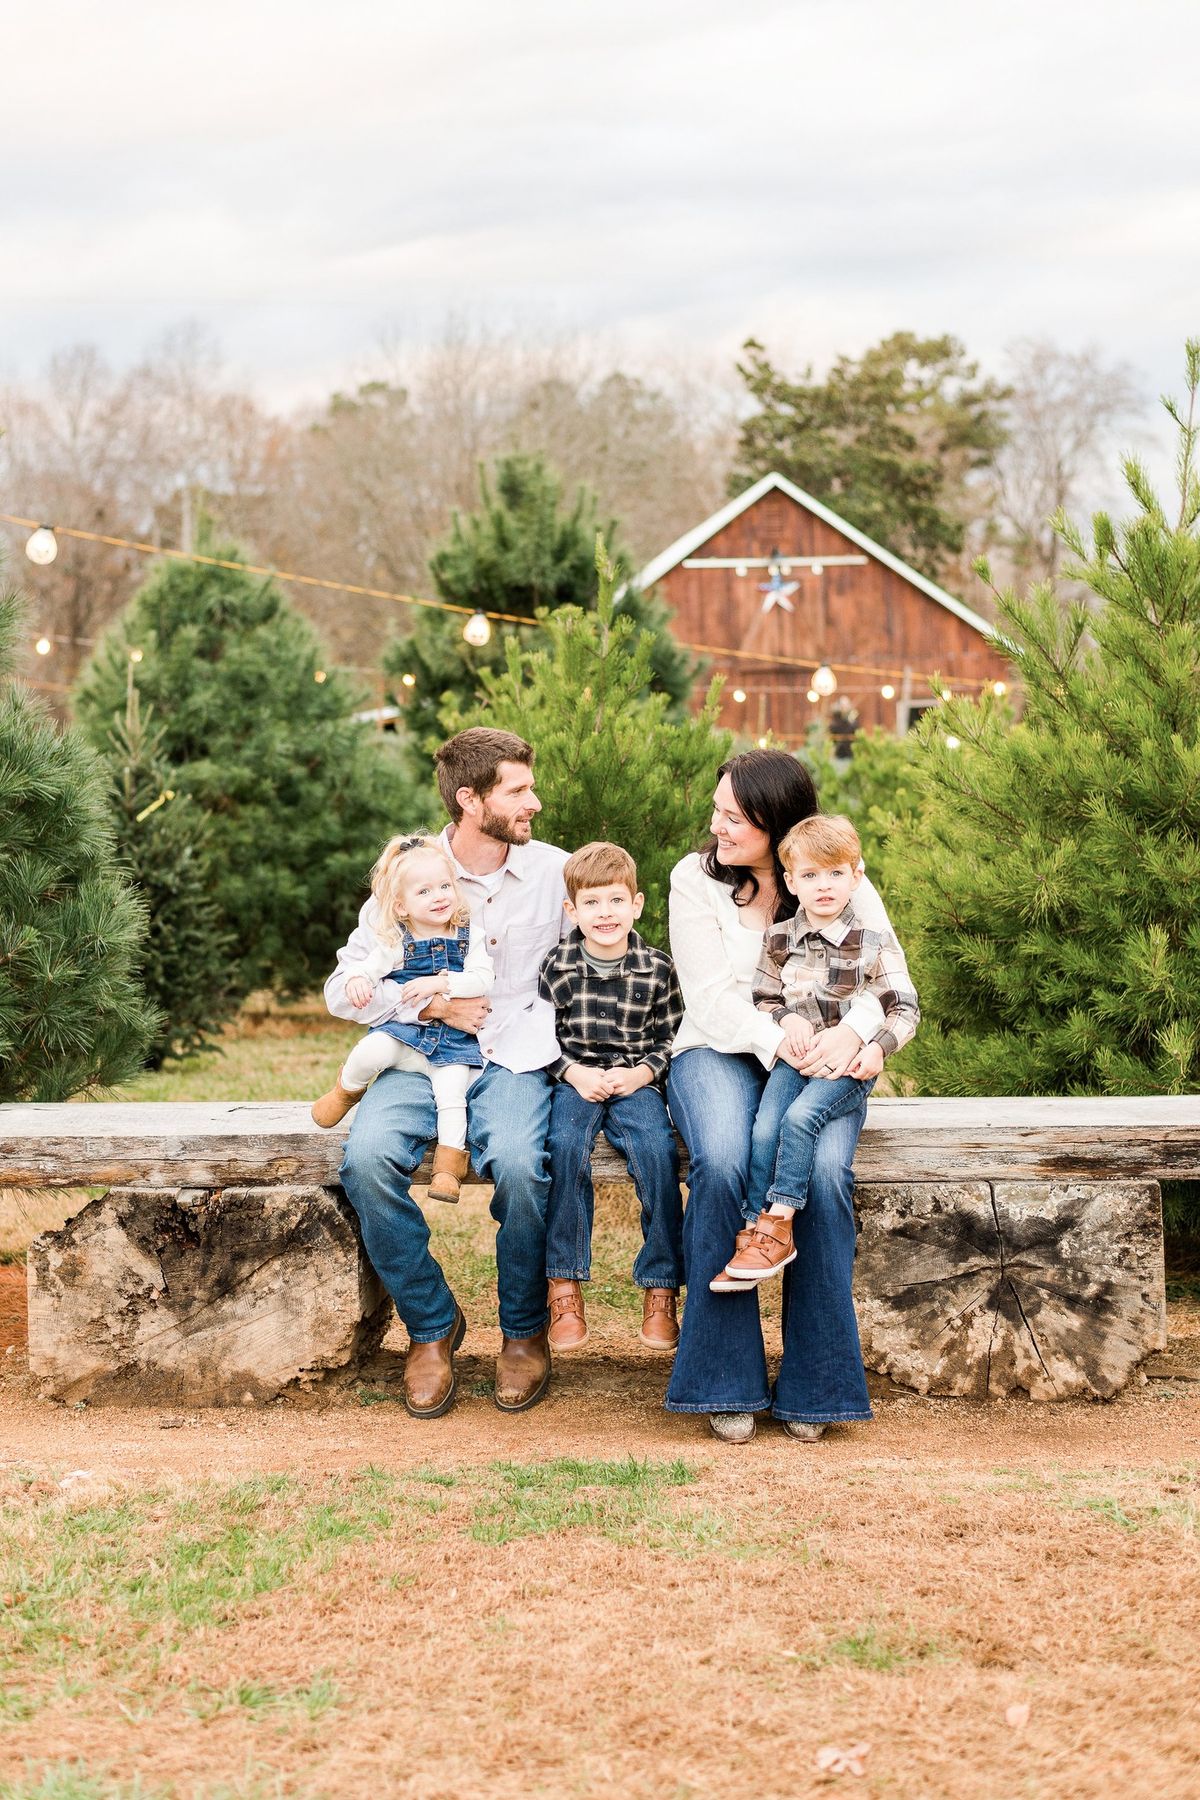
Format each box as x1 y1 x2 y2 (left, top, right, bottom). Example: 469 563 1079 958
3 1097 1196 1407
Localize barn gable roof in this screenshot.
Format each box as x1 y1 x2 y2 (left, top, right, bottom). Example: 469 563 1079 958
629 471 996 641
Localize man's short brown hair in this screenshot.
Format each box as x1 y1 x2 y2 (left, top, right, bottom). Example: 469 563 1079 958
779 813 862 871
563 841 639 903
435 727 534 823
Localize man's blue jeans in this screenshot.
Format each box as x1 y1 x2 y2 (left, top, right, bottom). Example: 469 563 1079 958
745 1063 872 1222
338 1061 552 1343
664 1048 872 1424
544 1082 683 1289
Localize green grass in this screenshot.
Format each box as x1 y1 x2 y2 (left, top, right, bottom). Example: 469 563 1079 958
184 1674 342 1722
797 1622 952 1673
116 1022 359 1103
468 1455 756 1556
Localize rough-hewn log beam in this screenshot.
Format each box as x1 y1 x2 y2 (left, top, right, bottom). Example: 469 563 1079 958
3 1096 1200 1189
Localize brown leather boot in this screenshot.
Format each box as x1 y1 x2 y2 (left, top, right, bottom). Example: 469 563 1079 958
310 1071 364 1128
638 1287 679 1351
427 1144 470 1204
547 1279 588 1351
494 1328 551 1412
403 1307 466 1418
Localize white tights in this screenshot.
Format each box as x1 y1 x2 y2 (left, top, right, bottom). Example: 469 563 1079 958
341 1034 473 1149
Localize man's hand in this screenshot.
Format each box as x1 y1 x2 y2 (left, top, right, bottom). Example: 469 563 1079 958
847 1040 885 1080
345 974 376 1009
605 1064 653 1098
421 994 489 1034
564 1064 611 1103
796 1021 865 1080
398 973 449 1006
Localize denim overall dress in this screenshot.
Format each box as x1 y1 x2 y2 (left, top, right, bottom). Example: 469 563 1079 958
372 925 483 1070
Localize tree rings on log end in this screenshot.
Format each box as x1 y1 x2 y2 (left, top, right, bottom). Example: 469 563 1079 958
853 1180 1167 1401
27 1186 390 1405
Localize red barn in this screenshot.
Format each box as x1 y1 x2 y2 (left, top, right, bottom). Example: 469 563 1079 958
630 472 1012 745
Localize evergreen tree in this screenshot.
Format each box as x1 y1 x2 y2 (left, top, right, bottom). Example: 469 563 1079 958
106 670 236 1066
805 726 925 906
0 570 156 1100
892 343 1200 1097
732 333 1008 581
444 540 729 948
75 526 416 996
385 454 699 773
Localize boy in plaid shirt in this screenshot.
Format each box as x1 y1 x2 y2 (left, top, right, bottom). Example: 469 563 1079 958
712 813 919 1291
538 842 685 1353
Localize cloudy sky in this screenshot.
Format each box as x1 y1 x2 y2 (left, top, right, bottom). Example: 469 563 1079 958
1 0 1195 439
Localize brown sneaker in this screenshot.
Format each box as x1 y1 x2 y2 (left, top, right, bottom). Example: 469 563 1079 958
403 1306 467 1418
709 1229 758 1292
721 1213 796 1283
427 1144 470 1204
547 1279 588 1352
495 1329 552 1412
310 1071 364 1128
638 1288 679 1350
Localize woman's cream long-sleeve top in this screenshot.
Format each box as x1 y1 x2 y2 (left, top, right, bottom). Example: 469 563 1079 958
667 852 890 1068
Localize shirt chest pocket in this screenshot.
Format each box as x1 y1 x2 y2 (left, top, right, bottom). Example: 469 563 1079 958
823 958 861 999
493 919 562 992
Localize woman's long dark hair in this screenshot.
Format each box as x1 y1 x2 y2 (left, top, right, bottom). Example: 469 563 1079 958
701 749 818 922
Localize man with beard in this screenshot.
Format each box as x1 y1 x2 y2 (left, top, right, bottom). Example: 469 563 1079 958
327 729 568 1418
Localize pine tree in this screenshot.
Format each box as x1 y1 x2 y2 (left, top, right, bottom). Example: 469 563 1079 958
733 333 1008 582
106 670 236 1066
0 570 157 1100
74 526 416 996
445 539 730 947
802 725 925 904
892 342 1200 1097
385 453 699 773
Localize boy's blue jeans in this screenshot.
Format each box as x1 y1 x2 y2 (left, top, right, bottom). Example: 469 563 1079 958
746 1063 873 1222
544 1081 684 1289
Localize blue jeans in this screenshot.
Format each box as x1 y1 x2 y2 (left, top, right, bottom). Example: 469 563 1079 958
746 1064 872 1221
664 1048 872 1423
544 1083 683 1289
338 1061 552 1343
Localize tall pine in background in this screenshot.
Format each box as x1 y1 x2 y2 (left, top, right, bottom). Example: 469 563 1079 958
0 569 156 1099
75 526 414 996
445 539 728 946
385 453 698 775
893 342 1200 1096
106 671 236 1066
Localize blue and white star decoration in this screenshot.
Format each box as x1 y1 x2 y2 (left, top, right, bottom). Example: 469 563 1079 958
758 568 800 613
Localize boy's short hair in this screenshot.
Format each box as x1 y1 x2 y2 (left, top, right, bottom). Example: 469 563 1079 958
563 840 639 902
435 727 534 823
779 813 862 871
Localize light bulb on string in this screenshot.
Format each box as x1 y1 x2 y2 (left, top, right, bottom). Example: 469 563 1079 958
463 612 491 648
735 564 747 578
401 672 416 688
811 561 824 577
25 526 58 566
314 669 327 684
732 688 747 704
129 647 143 663
806 688 820 704
811 664 837 697
944 735 961 751
992 680 1007 697
35 636 52 655
880 683 895 700
941 688 952 701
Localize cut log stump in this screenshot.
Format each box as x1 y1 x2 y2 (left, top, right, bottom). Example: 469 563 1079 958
27 1185 390 1405
853 1180 1167 1400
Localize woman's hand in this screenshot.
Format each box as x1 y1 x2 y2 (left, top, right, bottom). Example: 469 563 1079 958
796 1021 865 1079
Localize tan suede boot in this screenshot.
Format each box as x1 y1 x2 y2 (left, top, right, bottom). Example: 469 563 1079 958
310 1071 363 1128
428 1144 470 1204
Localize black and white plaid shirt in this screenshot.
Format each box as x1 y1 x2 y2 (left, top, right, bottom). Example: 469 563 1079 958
538 929 684 1083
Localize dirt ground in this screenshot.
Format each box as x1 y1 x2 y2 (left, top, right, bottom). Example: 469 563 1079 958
2 1241 1199 1800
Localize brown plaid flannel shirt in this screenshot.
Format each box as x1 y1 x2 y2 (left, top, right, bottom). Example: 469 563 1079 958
753 903 920 1059
538 929 684 1083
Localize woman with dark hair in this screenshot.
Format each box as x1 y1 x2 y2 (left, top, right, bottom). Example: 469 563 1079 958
665 749 890 1441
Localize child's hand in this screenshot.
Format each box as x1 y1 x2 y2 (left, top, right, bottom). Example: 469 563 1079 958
564 1065 611 1103
345 975 376 1009
398 974 450 1005
605 1065 653 1098
847 1041 885 1080
780 1014 816 1053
